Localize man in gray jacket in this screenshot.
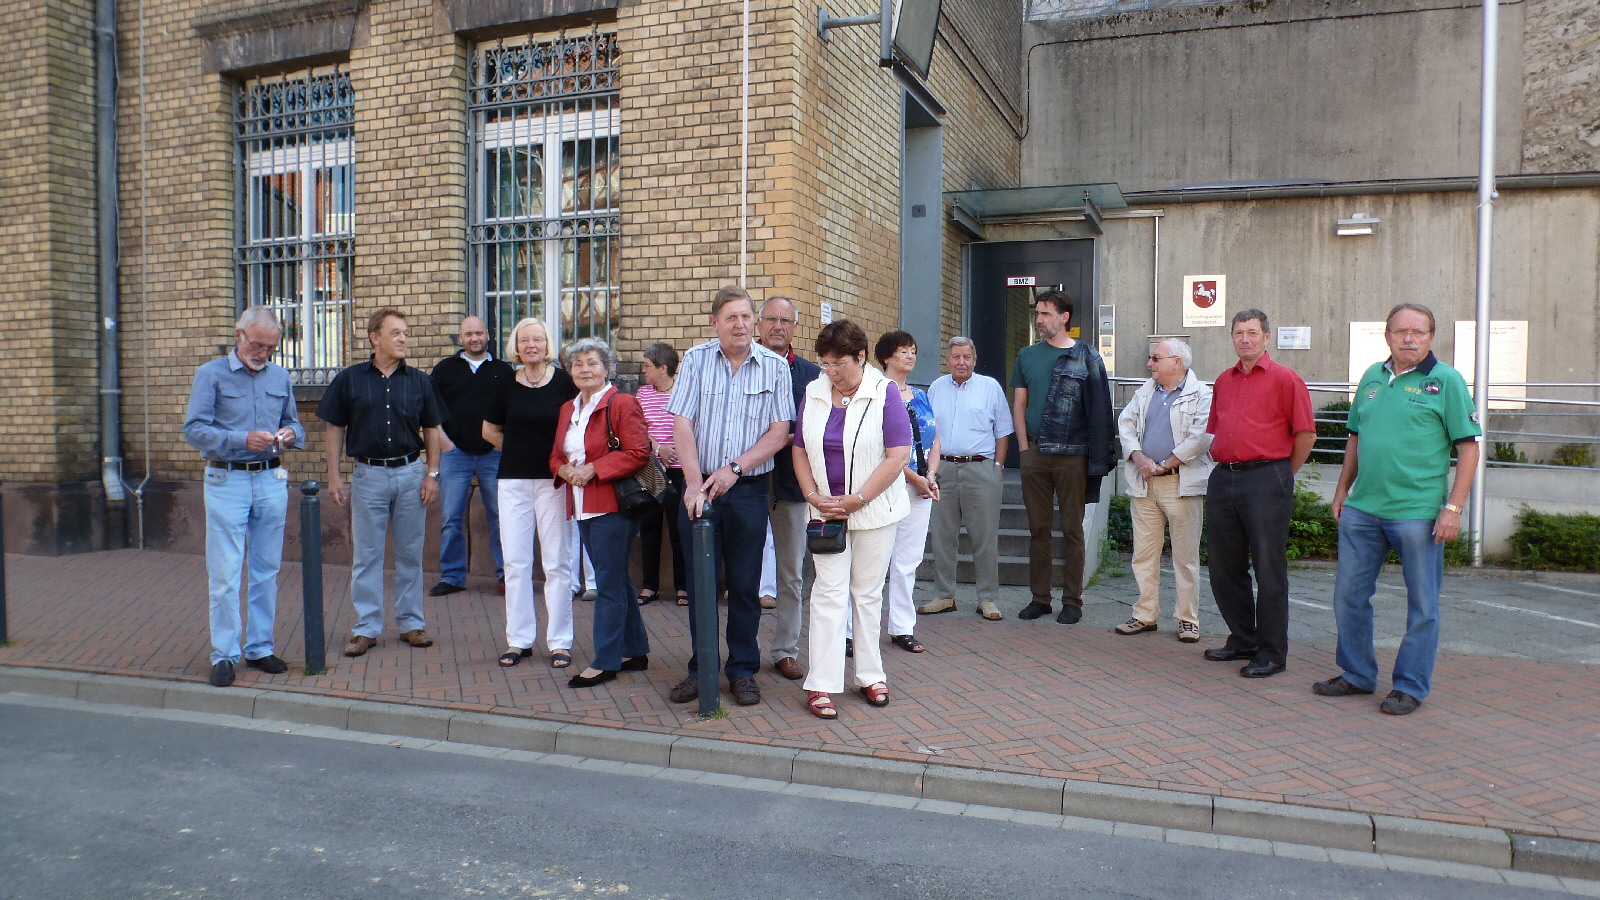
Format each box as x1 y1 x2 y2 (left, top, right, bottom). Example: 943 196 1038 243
1115 338 1213 642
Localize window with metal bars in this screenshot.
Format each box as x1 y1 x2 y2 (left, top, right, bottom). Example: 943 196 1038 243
469 32 620 356
234 70 355 385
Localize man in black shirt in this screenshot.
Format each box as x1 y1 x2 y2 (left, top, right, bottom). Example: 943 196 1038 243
318 308 448 657
430 316 514 596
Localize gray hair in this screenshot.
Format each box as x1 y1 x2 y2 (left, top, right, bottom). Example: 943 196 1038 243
946 336 975 354
1385 303 1436 334
761 295 799 321
1159 337 1193 370
562 338 614 375
235 306 282 335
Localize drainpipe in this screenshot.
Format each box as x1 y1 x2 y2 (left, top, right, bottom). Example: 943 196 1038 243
96 0 125 505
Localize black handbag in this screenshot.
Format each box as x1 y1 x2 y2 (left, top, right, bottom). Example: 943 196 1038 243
605 402 676 520
806 519 846 554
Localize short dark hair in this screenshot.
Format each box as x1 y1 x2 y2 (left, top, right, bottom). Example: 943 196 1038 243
874 330 917 367
367 308 405 335
815 319 869 361
1034 288 1072 318
710 285 753 319
1231 309 1271 333
643 341 679 377
1386 303 1436 334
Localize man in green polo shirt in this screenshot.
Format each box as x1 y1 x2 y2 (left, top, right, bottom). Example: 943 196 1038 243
1312 303 1481 716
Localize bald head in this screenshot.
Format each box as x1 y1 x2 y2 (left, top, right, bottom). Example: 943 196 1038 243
459 316 489 359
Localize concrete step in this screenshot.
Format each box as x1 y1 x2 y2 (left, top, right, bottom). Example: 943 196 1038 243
914 553 1066 588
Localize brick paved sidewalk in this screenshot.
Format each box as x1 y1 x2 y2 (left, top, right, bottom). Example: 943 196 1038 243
5 549 1600 843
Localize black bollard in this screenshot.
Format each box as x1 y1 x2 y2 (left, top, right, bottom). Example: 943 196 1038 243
690 510 721 716
299 480 326 675
0 479 8 645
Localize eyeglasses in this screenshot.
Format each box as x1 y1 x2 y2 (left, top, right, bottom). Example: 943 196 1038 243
818 359 859 371
1387 329 1432 339
242 339 279 354
760 316 797 326
1149 355 1176 362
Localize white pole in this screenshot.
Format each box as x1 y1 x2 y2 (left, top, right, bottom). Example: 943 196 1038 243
1469 0 1497 566
739 0 750 284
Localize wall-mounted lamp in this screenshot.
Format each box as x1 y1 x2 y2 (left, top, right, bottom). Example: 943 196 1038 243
1336 212 1381 236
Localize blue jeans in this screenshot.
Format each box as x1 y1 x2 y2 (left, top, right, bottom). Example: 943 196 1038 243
350 460 428 638
1332 505 1443 700
679 476 769 681
203 466 289 665
437 448 503 585
580 513 649 671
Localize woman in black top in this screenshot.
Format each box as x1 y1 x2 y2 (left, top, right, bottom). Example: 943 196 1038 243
483 317 580 669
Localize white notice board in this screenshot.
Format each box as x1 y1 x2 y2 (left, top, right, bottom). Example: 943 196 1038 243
1454 320 1528 410
1347 322 1388 396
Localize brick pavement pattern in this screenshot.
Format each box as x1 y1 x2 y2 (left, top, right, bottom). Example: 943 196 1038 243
5 549 1600 844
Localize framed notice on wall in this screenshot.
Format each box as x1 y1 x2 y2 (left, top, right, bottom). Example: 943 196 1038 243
1348 322 1388 397
1182 275 1226 328
1454 320 1528 410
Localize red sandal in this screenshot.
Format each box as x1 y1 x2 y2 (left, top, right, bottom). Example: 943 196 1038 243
860 682 890 707
805 690 838 719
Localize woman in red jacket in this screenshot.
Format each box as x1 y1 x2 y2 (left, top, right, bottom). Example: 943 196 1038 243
551 338 653 689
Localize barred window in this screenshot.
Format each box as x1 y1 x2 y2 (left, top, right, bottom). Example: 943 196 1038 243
469 33 620 355
235 71 355 384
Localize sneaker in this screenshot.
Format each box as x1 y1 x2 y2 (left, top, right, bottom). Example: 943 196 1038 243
1114 617 1157 635
1176 621 1201 643
1056 605 1083 625
245 654 289 674
1312 675 1374 697
1380 690 1421 715
209 659 236 687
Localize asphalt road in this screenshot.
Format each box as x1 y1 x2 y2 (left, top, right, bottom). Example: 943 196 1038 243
0 697 1583 900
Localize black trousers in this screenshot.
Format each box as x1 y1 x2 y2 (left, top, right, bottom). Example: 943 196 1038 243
1205 460 1294 666
638 468 687 594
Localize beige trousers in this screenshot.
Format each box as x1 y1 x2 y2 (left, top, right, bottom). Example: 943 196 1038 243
1130 473 1203 626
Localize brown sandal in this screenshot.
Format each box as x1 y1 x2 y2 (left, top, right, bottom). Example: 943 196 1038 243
860 682 890 707
806 690 838 719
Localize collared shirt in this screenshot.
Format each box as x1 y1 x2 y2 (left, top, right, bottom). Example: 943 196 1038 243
666 339 795 476
926 372 1013 457
1346 352 1480 520
1140 382 1180 463
316 356 447 460
564 384 613 520
1206 351 1315 464
182 351 305 463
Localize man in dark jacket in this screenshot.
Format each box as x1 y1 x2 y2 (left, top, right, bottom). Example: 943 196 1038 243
429 316 515 596
1009 289 1114 625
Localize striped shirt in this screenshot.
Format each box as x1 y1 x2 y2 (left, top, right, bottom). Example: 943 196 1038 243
666 339 795 476
635 383 679 469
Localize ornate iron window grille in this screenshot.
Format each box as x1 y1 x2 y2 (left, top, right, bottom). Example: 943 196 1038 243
235 71 356 385
469 32 620 355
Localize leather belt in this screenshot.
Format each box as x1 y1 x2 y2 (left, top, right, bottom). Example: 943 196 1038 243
939 455 989 463
208 459 281 472
355 451 421 467
1219 458 1287 471
737 474 766 484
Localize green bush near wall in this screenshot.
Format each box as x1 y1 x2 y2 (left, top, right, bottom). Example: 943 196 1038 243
1511 508 1600 571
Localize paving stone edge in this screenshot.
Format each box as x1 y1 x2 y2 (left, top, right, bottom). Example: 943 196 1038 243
0 664 1579 876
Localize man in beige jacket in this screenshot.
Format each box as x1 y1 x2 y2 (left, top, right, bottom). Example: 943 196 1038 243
1115 338 1214 642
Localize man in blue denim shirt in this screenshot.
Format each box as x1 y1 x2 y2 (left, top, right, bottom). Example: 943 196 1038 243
182 307 305 687
1009 290 1114 625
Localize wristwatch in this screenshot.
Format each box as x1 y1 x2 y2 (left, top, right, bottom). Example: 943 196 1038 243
427 471 440 480
729 461 744 477
1442 502 1462 514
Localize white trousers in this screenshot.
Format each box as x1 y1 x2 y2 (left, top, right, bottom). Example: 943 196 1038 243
804 522 897 695
568 518 597 592
498 478 574 651
885 494 933 636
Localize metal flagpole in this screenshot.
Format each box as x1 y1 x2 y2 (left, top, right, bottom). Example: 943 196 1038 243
1468 0 1497 566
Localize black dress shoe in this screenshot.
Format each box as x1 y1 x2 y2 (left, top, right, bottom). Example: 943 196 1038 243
845 638 854 658
620 655 649 671
1240 659 1286 678
1204 646 1257 662
1380 690 1421 715
1017 600 1052 620
244 654 288 675
430 581 466 597
567 670 618 688
209 660 235 687
1055 605 1083 625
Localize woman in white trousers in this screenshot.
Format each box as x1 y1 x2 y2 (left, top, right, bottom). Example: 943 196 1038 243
483 318 580 669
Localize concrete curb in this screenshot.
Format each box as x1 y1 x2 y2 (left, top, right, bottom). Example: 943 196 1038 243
2 665 1576 877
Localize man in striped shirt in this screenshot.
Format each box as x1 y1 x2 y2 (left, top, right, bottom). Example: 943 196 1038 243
667 286 796 707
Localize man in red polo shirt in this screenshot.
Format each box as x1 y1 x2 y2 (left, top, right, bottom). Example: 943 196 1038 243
1203 309 1316 677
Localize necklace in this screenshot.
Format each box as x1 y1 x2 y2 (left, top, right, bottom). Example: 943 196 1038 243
519 363 549 388
836 381 862 406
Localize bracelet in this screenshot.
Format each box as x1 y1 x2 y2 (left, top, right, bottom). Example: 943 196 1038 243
807 490 821 499
855 493 868 505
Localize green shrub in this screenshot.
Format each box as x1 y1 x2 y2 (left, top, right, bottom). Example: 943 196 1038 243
1310 400 1351 465
1548 443 1595 468
1287 485 1339 560
1107 494 1133 553
1511 508 1600 571
1490 441 1527 466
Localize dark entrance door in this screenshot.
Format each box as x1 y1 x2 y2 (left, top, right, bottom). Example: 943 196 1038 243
968 239 1096 466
